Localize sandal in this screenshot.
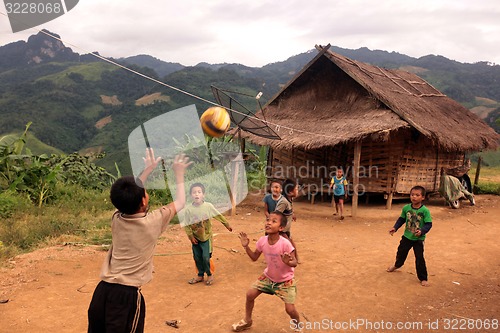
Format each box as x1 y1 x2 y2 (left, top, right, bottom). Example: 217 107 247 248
206 276 214 286
188 277 204 284
232 319 252 332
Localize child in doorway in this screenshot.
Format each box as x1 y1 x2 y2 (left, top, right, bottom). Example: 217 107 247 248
387 185 433 286
263 180 282 221
275 178 300 263
183 182 233 286
87 149 191 333
232 211 301 332
330 168 348 220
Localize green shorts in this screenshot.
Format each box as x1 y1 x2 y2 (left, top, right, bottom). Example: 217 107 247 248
251 274 297 304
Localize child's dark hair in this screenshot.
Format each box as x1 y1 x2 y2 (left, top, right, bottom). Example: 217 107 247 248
270 179 282 187
282 178 296 198
411 185 426 197
110 176 145 215
270 211 288 228
190 182 205 194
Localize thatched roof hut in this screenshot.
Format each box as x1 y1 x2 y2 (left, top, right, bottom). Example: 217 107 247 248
240 45 499 211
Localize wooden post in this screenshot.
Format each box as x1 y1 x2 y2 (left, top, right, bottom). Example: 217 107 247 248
238 131 246 154
352 140 361 217
385 140 395 210
386 192 393 210
473 156 482 194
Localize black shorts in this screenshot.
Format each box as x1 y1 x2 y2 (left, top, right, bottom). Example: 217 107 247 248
88 281 145 333
333 195 345 203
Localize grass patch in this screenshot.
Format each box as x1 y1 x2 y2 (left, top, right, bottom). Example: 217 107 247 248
0 184 181 263
38 62 116 85
470 166 500 184
0 184 113 262
469 165 500 195
474 182 500 195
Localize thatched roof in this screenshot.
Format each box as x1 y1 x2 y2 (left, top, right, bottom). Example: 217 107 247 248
241 45 499 152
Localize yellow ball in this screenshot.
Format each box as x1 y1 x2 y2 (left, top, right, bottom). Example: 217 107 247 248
200 106 230 137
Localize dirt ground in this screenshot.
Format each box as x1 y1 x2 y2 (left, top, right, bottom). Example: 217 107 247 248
1 193 499 333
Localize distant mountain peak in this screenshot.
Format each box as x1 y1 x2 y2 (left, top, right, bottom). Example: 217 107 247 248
0 29 79 69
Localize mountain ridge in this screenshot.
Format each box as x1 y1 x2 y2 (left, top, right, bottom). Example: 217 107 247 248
1 30 499 173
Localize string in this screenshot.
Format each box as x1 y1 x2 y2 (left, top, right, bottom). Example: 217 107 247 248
0 12 341 140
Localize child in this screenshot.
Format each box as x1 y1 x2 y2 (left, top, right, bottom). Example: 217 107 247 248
275 178 300 263
183 182 233 286
387 185 433 286
329 168 348 220
262 180 282 221
87 149 191 333
232 211 300 332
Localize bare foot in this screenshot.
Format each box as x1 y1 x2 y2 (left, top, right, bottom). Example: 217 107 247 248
421 280 430 287
386 266 397 272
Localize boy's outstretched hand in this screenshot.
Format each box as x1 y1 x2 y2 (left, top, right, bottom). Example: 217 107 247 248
172 153 193 175
239 232 250 248
143 148 162 169
388 227 396 236
139 148 162 184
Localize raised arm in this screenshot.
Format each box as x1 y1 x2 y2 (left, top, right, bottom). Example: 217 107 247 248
239 232 261 261
170 153 192 213
138 148 162 185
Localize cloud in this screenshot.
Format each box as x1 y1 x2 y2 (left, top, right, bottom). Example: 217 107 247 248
1 0 499 66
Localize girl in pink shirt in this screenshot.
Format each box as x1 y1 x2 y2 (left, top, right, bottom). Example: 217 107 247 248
232 211 301 332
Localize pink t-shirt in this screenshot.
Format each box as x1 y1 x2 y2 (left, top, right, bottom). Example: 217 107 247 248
256 235 295 282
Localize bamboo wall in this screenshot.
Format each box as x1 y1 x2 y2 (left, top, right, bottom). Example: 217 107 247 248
266 131 465 196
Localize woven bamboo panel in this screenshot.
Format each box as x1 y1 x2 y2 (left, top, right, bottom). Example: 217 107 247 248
267 131 466 196
394 135 464 194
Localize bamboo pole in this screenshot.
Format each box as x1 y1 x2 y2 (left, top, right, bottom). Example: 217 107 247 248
352 140 362 217
473 156 482 194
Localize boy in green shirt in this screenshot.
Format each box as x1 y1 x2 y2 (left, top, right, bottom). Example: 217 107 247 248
183 182 232 285
387 185 433 286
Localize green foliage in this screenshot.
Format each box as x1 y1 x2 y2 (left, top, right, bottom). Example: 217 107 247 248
470 148 500 167
1 124 116 207
0 190 30 218
39 62 116 84
474 182 500 195
53 152 116 190
245 145 268 191
168 134 235 205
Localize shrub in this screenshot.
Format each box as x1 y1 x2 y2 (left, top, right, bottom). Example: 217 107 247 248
0 191 30 218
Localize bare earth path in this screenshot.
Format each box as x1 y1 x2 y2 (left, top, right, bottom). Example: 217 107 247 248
1 194 499 332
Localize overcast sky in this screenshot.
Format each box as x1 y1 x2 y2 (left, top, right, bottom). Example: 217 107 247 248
1 0 499 67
